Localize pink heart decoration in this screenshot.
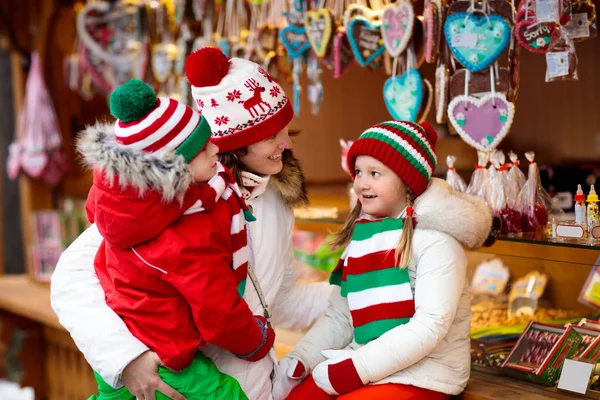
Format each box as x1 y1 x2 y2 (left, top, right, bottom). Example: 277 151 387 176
423 2 440 63
21 150 49 178
333 29 354 78
447 93 515 152
381 1 415 57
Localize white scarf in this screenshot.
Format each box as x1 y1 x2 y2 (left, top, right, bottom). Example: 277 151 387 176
241 171 271 202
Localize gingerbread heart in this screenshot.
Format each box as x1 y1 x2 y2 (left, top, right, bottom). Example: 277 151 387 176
424 2 441 63
256 25 279 62
381 1 415 58
383 68 424 121
445 12 511 72
348 17 386 68
447 93 515 152
305 9 335 58
333 29 354 78
279 25 311 58
435 64 449 124
516 20 559 53
343 4 381 28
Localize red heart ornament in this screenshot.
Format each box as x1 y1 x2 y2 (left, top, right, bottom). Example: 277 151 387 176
516 20 559 53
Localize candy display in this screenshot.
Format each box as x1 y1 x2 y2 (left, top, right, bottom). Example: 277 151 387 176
503 322 582 385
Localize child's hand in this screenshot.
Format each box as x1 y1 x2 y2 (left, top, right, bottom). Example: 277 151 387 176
122 351 186 400
312 349 366 395
272 356 307 400
240 316 276 362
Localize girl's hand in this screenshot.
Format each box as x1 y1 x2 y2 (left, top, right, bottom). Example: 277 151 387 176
121 351 186 400
272 356 307 400
312 350 366 395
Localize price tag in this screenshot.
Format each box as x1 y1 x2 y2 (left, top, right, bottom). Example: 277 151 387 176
557 359 594 394
537 0 559 22
452 33 478 48
546 51 570 78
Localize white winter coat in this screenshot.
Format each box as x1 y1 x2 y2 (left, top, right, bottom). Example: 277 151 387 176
286 178 492 396
51 167 333 400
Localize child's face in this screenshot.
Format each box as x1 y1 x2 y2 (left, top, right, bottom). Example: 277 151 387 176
353 156 407 218
189 141 220 182
240 127 292 176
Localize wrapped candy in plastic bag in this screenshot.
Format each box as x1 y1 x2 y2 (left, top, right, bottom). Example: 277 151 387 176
467 151 490 202
518 152 550 233
495 151 523 235
446 155 467 192
507 151 527 192
488 153 513 236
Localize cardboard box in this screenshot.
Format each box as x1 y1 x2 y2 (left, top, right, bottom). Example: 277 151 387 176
503 322 583 385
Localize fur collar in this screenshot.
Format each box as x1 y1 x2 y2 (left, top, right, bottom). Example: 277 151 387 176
271 149 308 208
415 178 492 250
78 123 308 207
77 122 193 203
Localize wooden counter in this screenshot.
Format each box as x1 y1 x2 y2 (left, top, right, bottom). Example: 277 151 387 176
0 274 593 400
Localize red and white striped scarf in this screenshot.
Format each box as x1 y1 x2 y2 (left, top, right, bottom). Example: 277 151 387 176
184 162 254 296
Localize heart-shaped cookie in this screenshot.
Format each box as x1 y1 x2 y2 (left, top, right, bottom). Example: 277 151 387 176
343 4 381 28
348 17 386 68
381 1 415 58
424 2 441 63
383 68 424 121
444 12 511 72
333 28 354 78
305 9 335 58
435 64 449 123
447 93 515 152
516 20 559 53
256 25 279 62
279 25 311 58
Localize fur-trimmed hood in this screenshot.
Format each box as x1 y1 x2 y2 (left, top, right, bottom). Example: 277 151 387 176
77 122 194 203
415 178 492 250
271 149 308 208
78 122 308 207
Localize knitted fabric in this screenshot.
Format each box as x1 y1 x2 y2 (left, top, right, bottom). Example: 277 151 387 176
111 80 211 163
186 48 293 152
185 162 255 295
330 217 415 344
346 121 438 196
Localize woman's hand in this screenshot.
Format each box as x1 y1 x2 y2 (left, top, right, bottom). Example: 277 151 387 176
272 357 307 400
121 351 186 400
312 350 366 395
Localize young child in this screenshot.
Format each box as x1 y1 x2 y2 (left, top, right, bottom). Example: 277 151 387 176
273 120 493 399
79 80 275 400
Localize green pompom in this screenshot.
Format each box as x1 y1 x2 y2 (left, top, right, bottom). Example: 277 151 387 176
109 80 157 123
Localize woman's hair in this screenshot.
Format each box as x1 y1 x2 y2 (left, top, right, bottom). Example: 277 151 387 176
218 129 300 187
331 186 417 269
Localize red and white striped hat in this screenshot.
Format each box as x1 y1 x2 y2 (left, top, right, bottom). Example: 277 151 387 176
110 80 212 162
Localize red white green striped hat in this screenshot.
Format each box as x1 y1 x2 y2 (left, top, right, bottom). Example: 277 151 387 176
346 121 438 196
109 80 211 163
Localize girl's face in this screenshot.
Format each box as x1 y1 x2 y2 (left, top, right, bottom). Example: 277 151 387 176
239 127 292 176
353 155 407 218
189 141 220 182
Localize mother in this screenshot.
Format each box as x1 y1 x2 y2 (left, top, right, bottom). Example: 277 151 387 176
51 48 332 400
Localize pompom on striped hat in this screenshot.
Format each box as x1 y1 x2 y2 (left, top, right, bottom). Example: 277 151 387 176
109 79 212 163
346 121 438 196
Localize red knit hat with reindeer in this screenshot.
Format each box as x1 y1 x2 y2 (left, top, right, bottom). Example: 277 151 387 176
185 48 293 153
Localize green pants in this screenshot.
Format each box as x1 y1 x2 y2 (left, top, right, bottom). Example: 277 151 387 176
88 353 248 400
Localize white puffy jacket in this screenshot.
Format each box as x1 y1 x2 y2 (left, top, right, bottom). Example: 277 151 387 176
286 178 492 396
51 166 333 400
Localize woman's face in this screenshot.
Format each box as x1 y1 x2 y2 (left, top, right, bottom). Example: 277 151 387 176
239 127 292 175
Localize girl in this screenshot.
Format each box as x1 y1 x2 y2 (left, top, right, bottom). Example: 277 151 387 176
273 120 493 399
79 80 275 399
51 48 332 400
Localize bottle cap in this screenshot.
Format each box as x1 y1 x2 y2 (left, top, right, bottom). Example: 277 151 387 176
588 185 598 203
575 184 586 202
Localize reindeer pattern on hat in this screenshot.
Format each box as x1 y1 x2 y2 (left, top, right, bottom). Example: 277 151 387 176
239 78 272 118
